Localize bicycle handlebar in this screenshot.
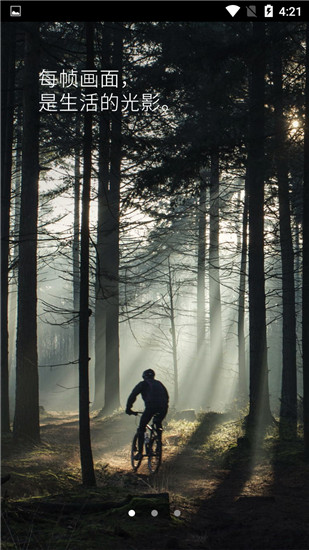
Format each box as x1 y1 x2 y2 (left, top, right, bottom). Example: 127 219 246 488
130 411 161 417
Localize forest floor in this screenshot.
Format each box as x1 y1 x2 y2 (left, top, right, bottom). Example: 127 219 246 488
1 408 309 550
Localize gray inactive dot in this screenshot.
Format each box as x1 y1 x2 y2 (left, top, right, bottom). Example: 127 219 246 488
174 510 181 517
151 509 159 517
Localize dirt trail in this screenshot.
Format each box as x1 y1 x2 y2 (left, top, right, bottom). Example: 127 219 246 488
37 411 221 499
90 413 309 550
3 412 309 549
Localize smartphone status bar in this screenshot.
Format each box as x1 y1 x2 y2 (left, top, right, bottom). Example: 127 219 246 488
1 1 309 23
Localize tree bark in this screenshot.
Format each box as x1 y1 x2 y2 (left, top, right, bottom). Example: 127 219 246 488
93 111 109 410
167 257 179 407
197 178 207 358
9 107 22 380
102 23 123 414
238 183 248 402
273 46 297 433
247 23 271 428
209 150 223 373
303 23 309 458
79 22 96 486
1 23 16 434
94 23 111 411
73 115 81 366
14 23 40 442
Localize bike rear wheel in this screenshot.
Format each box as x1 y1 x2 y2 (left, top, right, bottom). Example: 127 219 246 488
131 433 142 471
148 434 162 473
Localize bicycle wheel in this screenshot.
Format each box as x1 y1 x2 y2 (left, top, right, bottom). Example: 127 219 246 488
147 433 162 473
131 433 143 472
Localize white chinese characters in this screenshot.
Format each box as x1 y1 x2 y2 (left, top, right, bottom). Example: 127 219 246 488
39 69 168 114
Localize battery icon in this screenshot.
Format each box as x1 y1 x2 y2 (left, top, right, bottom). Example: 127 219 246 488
264 4 273 17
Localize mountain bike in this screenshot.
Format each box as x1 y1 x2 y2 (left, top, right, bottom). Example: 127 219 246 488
131 412 162 473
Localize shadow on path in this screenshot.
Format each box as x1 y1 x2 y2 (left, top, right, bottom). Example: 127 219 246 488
182 425 309 550
269 428 309 550
148 412 230 497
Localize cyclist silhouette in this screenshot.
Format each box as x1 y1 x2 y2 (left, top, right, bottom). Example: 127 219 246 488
126 369 169 460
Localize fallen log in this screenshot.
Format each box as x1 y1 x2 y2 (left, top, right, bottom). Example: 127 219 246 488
17 492 170 517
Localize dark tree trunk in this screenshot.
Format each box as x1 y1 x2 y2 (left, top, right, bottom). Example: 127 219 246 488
94 23 111 411
167 257 179 407
238 183 248 402
197 178 207 358
303 23 309 458
93 111 109 410
209 150 223 372
273 46 297 433
79 22 96 486
9 107 22 377
247 23 271 428
1 24 16 434
13 23 40 442
73 115 81 366
102 23 123 415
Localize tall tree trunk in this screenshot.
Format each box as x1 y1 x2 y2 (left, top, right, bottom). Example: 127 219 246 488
167 257 179 408
197 178 207 358
209 150 223 373
9 107 22 374
73 115 81 366
238 183 248 402
94 23 111 411
247 23 271 429
273 46 297 433
94 113 109 411
103 23 123 414
1 24 16 434
79 22 96 486
14 23 40 442
303 23 309 458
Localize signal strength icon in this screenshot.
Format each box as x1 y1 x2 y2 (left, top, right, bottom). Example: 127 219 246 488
226 4 241 17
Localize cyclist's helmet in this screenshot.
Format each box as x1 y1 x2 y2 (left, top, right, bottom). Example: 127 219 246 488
142 369 155 379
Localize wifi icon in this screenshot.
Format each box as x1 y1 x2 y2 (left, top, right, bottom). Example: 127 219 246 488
226 4 241 17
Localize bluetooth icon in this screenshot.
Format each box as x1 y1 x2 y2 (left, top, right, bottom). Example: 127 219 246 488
264 4 273 17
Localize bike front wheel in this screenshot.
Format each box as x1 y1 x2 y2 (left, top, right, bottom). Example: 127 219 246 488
148 435 162 473
131 433 143 472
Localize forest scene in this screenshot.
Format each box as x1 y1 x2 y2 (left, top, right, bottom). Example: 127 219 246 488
1 16 309 550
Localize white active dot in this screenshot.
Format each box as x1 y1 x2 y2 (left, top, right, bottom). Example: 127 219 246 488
151 509 158 517
174 509 181 517
128 509 135 517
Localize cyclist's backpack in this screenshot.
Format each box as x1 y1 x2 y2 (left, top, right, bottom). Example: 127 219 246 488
144 379 168 407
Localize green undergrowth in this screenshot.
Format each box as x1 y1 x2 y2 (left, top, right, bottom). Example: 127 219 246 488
166 411 242 459
166 411 306 470
198 414 306 470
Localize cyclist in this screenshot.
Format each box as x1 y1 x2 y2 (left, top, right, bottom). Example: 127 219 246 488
126 369 169 460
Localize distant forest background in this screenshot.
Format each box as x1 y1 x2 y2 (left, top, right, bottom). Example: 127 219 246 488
2 20 309 461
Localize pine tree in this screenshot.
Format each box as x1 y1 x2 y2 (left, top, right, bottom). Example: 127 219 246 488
79 22 96 486
14 23 40 442
303 23 309 458
272 38 297 433
1 23 16 433
247 23 272 430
